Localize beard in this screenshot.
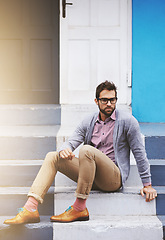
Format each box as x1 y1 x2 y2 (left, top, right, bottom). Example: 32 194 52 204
98 104 115 117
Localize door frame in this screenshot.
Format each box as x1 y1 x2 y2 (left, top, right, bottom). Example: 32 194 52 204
59 0 132 106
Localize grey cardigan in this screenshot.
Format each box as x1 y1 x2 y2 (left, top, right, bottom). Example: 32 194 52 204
59 109 151 186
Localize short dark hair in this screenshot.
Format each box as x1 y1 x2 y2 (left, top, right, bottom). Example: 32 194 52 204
95 81 117 98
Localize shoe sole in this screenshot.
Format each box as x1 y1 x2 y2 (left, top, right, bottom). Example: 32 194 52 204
50 216 89 223
4 218 40 225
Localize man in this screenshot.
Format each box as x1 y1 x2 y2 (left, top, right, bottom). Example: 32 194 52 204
4 81 157 224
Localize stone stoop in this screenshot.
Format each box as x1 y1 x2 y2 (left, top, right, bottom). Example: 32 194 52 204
0 160 43 187
52 216 162 240
51 121 165 240
0 125 60 160
52 180 164 240
140 123 165 239
0 216 53 240
0 104 61 160
53 167 163 239
0 105 164 240
0 187 54 216
54 186 155 216
0 105 59 240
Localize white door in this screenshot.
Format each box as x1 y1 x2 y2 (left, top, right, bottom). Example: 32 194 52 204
60 0 132 105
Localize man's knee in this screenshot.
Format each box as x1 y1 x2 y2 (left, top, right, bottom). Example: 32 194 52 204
45 151 59 165
79 145 93 158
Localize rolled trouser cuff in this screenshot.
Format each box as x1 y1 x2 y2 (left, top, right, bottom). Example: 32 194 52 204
75 178 93 200
27 192 43 204
74 192 89 199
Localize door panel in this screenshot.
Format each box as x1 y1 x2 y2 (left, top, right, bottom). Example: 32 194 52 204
0 0 59 104
60 0 131 104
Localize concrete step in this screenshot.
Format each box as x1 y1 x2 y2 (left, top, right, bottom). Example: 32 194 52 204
0 159 141 188
140 123 165 159
60 104 131 126
55 162 142 188
52 216 163 240
0 216 53 240
54 186 155 216
0 104 61 126
155 186 165 215
149 160 165 186
0 160 48 187
0 187 54 216
0 104 131 126
0 126 60 159
0 216 162 240
0 160 53 187
158 215 165 240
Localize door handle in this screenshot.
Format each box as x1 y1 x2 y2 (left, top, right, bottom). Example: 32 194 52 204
62 0 73 18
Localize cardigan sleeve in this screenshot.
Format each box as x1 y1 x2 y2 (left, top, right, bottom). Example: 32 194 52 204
57 113 96 153
126 116 152 185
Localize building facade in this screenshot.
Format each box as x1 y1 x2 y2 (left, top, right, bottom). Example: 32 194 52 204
0 0 164 123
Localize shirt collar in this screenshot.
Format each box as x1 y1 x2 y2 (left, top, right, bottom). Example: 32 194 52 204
96 109 116 123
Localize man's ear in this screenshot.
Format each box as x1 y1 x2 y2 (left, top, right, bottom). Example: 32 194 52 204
94 98 98 105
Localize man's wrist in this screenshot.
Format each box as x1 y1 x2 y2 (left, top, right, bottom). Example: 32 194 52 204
143 182 152 187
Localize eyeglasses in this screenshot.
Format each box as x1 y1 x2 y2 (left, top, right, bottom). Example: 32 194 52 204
97 97 117 104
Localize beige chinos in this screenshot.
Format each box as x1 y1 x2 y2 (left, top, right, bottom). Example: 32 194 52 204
28 145 121 204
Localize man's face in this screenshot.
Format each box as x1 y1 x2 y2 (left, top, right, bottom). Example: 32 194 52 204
95 90 117 119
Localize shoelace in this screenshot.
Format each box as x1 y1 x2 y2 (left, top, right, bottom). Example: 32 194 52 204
17 208 24 213
65 206 72 212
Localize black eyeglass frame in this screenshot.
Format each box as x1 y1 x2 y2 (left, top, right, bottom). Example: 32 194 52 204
97 97 118 104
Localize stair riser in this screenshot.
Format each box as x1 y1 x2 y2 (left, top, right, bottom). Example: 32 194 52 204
1 163 164 188
0 218 53 240
150 165 165 186
0 163 54 187
54 192 156 216
0 137 56 160
0 194 54 216
156 195 165 215
55 164 142 188
0 163 141 188
145 136 165 159
0 105 61 126
53 221 162 240
0 165 41 187
158 216 165 240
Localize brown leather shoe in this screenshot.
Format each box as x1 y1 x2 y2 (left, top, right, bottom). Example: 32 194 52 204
3 207 40 225
50 206 89 223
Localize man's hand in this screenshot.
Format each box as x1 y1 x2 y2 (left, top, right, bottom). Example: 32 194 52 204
59 148 75 160
140 185 157 202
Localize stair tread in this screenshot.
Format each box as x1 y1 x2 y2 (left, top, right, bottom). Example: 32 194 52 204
158 215 165 223
0 104 59 109
0 216 161 240
0 125 60 137
0 186 54 194
140 123 165 136
0 160 43 165
149 159 165 164
54 186 142 194
53 215 161 226
154 186 165 193
52 216 163 240
0 186 142 195
0 215 161 227
0 216 52 227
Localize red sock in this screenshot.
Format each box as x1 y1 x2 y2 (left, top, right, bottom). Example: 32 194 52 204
24 197 38 212
73 198 87 212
